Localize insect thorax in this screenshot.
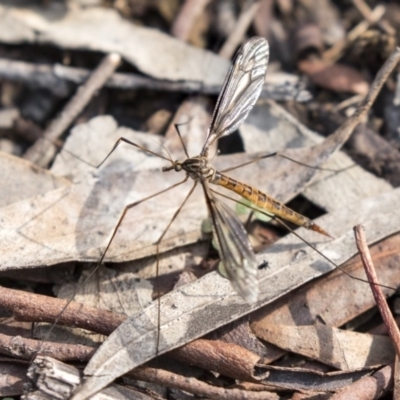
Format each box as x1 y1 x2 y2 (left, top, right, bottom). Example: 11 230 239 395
182 156 215 181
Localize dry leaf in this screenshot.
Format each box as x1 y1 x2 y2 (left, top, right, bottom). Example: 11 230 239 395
0 4 229 85
254 324 394 370
250 233 400 363
298 59 370 95
0 151 68 207
242 101 392 212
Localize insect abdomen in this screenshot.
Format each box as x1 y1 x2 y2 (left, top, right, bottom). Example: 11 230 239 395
212 172 330 237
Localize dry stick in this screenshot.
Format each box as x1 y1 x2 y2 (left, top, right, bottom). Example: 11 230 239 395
29 354 277 400
219 0 261 59
0 58 72 97
23 53 121 168
323 5 386 62
1 285 263 382
352 0 395 35
0 333 95 362
130 367 278 400
0 58 305 101
394 357 400 399
354 225 400 358
0 286 125 336
0 58 215 94
171 0 211 41
354 225 400 399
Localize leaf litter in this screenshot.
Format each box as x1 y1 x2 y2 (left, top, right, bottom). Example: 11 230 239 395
3 52 400 400
0 2 400 399
63 49 400 398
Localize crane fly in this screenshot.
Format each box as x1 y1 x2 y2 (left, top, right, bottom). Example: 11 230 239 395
88 37 331 308
115 36 327 303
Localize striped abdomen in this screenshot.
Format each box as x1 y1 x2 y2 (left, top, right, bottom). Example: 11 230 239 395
211 172 330 237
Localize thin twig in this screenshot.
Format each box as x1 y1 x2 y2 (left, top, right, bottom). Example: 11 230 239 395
0 332 94 361
323 5 386 62
1 285 263 381
23 53 121 167
130 366 278 400
354 225 400 358
0 58 212 94
171 0 211 41
394 356 400 398
325 46 400 149
0 58 308 103
0 286 125 336
352 0 395 35
219 0 261 59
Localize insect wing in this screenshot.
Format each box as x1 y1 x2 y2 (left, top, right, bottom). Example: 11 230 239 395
201 37 269 154
202 184 259 303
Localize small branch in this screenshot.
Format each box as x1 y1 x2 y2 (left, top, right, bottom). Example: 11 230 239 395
0 58 212 94
394 356 400 398
323 5 386 62
0 286 125 336
171 0 211 41
0 58 308 105
23 53 121 167
130 366 278 400
0 286 262 381
352 0 395 35
327 46 400 149
171 339 261 381
0 332 94 361
354 225 400 358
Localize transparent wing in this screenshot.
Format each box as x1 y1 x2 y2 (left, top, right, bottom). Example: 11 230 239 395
201 37 269 155
202 183 259 303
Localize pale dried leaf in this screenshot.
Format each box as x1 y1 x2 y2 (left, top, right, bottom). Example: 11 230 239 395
0 4 229 85
164 96 213 158
241 100 392 211
0 151 68 207
254 325 394 370
330 365 392 400
35 243 208 345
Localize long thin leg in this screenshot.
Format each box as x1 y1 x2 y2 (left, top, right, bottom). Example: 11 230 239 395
54 136 172 169
222 152 277 173
34 133 179 359
99 176 189 264
34 176 189 358
154 181 198 354
222 151 339 173
97 137 171 169
174 123 190 159
208 188 391 288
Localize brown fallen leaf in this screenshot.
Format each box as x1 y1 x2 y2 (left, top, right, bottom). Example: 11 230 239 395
250 233 400 364
298 59 369 95
253 324 394 370
330 364 392 400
